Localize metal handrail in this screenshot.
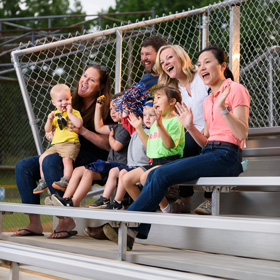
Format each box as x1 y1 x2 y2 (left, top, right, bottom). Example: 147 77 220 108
240 46 280 75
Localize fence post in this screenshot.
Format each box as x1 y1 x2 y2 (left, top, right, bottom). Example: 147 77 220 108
48 17 51 33
268 54 273 127
115 30 123 94
98 15 102 29
128 38 133 87
11 52 43 155
202 13 209 49
229 4 240 83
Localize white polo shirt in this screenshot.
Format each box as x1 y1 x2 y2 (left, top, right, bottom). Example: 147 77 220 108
178 72 209 132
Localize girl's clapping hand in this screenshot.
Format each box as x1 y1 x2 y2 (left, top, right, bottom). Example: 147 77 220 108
175 102 193 130
155 109 163 127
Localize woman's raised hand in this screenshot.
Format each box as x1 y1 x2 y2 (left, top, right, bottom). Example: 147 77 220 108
175 102 193 130
217 82 231 111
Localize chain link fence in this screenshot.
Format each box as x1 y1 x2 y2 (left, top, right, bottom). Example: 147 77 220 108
1 0 279 231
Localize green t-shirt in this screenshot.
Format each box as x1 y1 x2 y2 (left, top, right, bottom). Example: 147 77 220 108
147 117 185 159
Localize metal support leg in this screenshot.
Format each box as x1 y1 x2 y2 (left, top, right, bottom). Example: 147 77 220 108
0 211 3 234
212 187 221 216
9 262 19 280
118 222 127 261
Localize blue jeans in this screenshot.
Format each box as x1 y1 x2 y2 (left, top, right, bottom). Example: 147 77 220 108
15 149 100 205
180 131 211 199
128 144 243 238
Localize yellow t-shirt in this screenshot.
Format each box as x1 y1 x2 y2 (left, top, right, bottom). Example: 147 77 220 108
51 109 82 145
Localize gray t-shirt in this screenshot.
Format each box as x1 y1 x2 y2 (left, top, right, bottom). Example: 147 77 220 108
127 127 150 167
107 124 130 166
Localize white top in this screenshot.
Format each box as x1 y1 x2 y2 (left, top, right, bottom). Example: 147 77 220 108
178 72 209 132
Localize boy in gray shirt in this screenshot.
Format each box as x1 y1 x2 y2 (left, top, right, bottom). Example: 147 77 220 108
89 99 156 209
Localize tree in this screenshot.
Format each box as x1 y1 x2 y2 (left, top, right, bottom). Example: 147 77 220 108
0 0 85 29
0 0 23 18
99 0 216 29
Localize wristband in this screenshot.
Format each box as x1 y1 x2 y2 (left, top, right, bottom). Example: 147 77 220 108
220 106 231 115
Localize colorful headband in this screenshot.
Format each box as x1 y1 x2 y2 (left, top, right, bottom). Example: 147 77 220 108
143 97 154 107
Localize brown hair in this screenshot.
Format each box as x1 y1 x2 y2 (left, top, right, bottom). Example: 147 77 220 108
198 46 234 81
72 65 111 128
141 35 168 52
152 86 182 104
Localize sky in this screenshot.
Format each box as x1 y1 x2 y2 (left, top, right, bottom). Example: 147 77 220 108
70 0 116 15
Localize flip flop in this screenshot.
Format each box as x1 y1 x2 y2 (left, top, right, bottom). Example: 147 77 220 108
48 230 78 239
12 228 44 237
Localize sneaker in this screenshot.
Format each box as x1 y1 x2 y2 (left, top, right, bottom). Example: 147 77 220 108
52 176 70 192
88 196 110 209
105 200 124 210
51 194 73 207
166 185 180 202
44 196 53 206
122 195 133 209
33 179 48 194
194 200 212 215
103 223 135 251
170 199 191 214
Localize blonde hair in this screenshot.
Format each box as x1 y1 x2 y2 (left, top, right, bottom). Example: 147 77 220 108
154 45 196 88
50 84 71 98
143 104 155 112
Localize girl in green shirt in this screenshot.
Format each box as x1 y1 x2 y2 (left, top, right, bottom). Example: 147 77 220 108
124 86 185 213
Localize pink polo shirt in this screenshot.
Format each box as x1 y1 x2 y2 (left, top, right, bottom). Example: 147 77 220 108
203 79 250 149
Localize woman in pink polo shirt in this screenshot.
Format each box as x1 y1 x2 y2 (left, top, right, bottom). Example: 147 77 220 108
102 46 250 246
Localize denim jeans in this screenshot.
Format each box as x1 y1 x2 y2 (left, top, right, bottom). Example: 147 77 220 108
15 149 100 205
128 144 243 239
180 131 211 199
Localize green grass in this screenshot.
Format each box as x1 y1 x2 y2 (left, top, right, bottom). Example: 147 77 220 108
0 170 16 185
1 196 97 232
2 197 54 232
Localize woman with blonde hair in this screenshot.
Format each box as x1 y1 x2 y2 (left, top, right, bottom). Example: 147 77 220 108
155 44 197 89
154 44 212 214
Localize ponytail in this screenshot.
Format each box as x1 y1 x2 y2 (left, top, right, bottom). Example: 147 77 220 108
225 68 234 81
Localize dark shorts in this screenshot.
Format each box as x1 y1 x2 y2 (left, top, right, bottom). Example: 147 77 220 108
117 166 136 172
139 155 181 171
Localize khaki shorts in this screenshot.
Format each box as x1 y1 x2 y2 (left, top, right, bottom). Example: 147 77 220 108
45 142 81 161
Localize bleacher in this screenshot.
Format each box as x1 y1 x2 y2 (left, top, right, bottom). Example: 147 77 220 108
1 0 280 278
0 127 280 279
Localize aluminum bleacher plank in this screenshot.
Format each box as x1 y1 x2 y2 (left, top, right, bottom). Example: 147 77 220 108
0 241 212 280
1 240 280 280
132 247 280 280
1 202 280 234
182 176 280 187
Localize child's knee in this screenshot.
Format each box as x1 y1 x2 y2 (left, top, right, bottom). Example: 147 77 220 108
119 169 127 177
109 167 119 177
73 166 85 174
